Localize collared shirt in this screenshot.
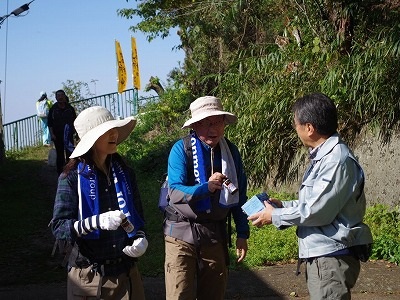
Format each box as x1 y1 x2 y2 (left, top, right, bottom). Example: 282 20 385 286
308 142 324 160
303 143 324 181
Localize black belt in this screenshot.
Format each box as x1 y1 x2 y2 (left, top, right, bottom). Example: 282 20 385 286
91 257 135 277
75 257 124 268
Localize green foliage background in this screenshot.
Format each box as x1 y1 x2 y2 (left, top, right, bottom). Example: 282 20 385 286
119 0 400 188
116 0 400 270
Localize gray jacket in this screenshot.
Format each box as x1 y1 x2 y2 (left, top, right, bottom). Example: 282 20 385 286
272 133 373 258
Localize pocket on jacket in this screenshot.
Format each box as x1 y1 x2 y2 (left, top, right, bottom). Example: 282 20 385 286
194 222 222 246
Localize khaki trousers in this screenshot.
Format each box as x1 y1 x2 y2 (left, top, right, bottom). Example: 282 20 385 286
164 235 228 300
67 263 145 300
306 255 360 300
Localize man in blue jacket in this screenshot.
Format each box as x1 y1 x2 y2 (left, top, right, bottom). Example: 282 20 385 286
249 93 373 300
164 96 249 300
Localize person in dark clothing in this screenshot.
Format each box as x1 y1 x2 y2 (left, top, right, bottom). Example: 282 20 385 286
48 89 77 175
51 106 147 300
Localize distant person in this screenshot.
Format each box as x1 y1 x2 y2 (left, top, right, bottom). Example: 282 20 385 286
51 106 147 300
62 95 76 153
36 91 52 146
248 93 373 300
164 96 249 299
48 89 77 175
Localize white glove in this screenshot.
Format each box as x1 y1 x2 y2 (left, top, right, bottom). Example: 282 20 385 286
73 210 124 236
123 236 149 258
99 210 124 230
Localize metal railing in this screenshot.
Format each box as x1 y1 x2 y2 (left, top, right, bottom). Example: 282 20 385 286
3 89 142 151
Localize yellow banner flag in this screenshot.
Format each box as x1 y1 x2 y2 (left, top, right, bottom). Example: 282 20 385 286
115 40 127 93
131 37 141 90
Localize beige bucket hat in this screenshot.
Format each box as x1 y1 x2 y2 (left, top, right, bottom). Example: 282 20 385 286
182 96 237 129
70 106 136 158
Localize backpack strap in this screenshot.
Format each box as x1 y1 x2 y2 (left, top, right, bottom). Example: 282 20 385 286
159 134 193 212
182 133 205 269
182 133 195 185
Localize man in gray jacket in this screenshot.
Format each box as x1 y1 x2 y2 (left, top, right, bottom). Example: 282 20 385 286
249 93 373 300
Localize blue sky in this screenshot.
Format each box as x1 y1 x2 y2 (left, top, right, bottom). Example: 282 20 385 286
0 0 184 123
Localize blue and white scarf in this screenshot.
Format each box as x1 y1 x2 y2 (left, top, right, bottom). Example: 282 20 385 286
190 132 211 212
190 132 239 212
77 159 144 239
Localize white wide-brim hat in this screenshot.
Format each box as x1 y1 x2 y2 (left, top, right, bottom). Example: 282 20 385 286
182 96 237 129
70 106 136 158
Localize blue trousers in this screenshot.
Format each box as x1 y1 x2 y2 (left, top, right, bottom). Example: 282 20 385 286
39 117 51 145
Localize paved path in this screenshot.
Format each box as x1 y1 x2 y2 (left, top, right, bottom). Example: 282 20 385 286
0 260 399 299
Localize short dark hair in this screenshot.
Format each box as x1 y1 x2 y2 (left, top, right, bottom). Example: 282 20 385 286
292 93 338 136
55 89 66 96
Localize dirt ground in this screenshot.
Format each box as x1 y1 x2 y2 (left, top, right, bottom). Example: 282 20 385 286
0 260 399 300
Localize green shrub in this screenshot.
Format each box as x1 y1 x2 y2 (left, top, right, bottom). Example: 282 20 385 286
364 204 400 264
240 225 297 268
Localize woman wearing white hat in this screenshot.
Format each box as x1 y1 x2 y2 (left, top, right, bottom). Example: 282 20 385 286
51 106 147 300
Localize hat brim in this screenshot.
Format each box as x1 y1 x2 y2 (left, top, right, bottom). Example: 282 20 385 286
69 117 136 158
182 111 237 129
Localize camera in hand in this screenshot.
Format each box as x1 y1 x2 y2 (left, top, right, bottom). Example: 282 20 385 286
223 178 238 195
